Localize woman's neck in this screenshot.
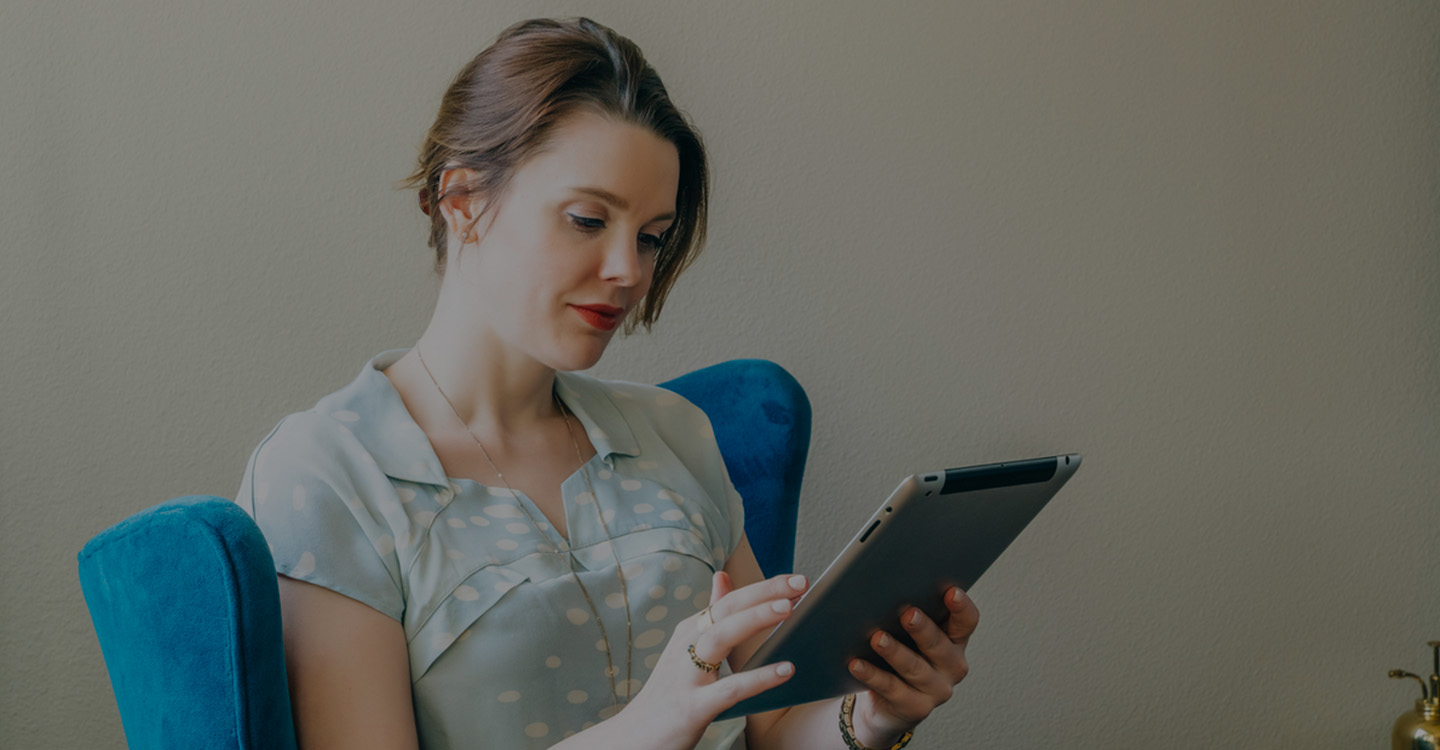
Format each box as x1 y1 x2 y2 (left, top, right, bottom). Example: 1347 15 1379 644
389 320 561 443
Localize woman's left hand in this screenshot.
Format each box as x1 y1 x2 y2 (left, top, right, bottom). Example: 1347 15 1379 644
846 586 980 745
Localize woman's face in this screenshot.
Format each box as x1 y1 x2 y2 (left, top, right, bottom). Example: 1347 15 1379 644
441 109 680 372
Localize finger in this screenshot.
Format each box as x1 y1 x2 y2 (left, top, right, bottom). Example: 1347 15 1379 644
899 607 969 683
847 659 929 724
943 588 980 645
709 573 807 620
869 629 951 700
693 602 717 635
686 572 732 636
711 571 733 603
698 661 794 717
695 597 793 663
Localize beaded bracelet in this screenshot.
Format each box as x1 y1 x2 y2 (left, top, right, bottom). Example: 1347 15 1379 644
839 694 914 750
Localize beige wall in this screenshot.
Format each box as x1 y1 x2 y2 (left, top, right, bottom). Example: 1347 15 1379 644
4 1 1437 747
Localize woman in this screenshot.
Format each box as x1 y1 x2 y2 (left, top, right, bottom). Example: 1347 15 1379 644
236 17 978 750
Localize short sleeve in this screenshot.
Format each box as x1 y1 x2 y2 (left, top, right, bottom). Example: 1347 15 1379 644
717 459 747 561
650 387 748 563
696 407 747 562
236 412 406 621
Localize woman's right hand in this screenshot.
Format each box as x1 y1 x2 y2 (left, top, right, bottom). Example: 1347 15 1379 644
608 570 808 749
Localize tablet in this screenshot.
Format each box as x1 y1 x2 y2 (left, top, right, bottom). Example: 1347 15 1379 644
715 453 1082 720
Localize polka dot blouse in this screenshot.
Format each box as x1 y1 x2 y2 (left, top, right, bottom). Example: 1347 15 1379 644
236 349 748 749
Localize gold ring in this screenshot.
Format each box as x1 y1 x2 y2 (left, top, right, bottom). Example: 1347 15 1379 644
687 643 720 673
696 606 715 633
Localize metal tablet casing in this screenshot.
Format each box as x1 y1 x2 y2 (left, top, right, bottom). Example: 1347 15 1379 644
715 453 1082 721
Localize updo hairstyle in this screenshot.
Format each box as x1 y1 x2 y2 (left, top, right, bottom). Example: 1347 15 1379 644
401 17 709 333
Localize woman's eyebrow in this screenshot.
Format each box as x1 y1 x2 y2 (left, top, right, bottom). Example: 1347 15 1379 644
569 186 675 222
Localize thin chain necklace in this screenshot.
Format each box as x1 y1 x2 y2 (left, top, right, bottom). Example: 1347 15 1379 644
413 346 634 708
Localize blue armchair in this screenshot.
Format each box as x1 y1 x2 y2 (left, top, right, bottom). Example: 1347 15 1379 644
77 359 810 750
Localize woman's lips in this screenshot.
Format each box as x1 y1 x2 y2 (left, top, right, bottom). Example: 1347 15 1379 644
570 304 622 332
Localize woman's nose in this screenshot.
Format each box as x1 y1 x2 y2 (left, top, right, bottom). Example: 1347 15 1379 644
600 233 644 286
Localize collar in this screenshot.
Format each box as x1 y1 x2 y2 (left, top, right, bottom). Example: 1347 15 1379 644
313 349 640 488
553 368 641 462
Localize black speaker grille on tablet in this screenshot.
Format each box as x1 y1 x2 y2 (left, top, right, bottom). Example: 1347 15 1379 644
942 457 1057 494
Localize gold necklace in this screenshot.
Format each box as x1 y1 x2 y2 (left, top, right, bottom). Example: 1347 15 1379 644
413 346 633 708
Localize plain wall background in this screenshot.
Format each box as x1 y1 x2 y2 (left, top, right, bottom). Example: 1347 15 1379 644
3 1 1437 747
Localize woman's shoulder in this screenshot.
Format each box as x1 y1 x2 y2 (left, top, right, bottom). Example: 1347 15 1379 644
250 408 362 467
241 382 411 503
245 350 433 485
558 370 714 442
238 408 387 519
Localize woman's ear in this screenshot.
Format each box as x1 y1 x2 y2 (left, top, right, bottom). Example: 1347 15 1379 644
437 167 489 243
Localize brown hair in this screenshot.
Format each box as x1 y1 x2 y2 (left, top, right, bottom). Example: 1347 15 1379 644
400 17 709 333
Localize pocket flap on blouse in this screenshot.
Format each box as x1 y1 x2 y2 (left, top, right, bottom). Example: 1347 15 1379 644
603 523 719 573
407 565 529 680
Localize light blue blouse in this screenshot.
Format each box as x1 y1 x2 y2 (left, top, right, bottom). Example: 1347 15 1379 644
236 349 749 749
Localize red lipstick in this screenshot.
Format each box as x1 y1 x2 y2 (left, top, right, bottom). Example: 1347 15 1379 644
570 304 623 332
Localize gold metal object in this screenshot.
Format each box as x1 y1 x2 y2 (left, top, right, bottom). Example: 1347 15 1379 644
838 693 913 750
415 347 633 707
687 643 720 673
1389 640 1440 749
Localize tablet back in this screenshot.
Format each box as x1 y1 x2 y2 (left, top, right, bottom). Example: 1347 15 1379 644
716 454 1082 720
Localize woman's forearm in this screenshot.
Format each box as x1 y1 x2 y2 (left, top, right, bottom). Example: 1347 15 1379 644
543 712 676 750
544 709 692 750
745 696 908 750
544 718 629 750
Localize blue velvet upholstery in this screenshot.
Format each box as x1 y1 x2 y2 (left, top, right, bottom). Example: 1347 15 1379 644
78 359 808 748
78 496 298 750
660 359 810 577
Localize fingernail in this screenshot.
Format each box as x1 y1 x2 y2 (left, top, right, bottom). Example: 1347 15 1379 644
776 662 794 676
771 599 791 614
908 608 922 626
850 660 868 675
788 574 806 590
877 632 892 648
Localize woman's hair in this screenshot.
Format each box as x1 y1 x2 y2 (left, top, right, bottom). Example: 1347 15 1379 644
401 17 709 333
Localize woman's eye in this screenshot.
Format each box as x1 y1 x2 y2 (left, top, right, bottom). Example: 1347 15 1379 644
569 214 665 252
568 214 605 231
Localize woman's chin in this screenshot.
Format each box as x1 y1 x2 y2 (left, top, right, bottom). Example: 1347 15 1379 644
545 341 611 372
